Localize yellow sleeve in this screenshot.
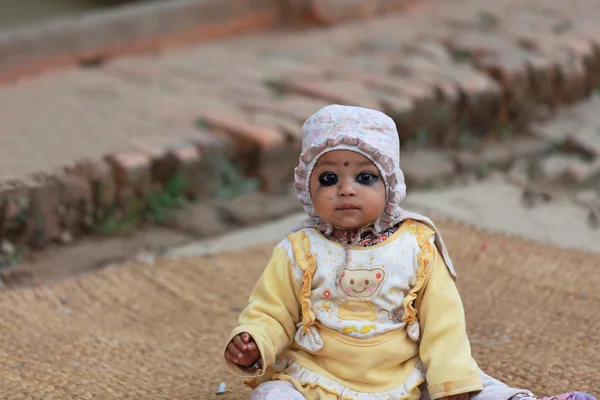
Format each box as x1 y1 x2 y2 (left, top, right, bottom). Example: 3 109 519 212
416 234 482 399
223 244 301 378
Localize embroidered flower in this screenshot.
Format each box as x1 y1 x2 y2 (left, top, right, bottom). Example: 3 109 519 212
323 289 332 298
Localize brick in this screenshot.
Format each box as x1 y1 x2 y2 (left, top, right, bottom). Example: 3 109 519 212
247 113 302 192
72 158 117 208
105 152 153 202
453 138 547 173
129 136 175 184
278 77 381 110
251 112 302 141
217 190 302 226
239 58 325 83
401 149 456 188
529 116 580 146
28 173 62 248
565 127 600 158
167 203 229 238
380 0 414 13
165 63 276 101
199 111 285 151
279 0 313 24
561 159 600 185
558 35 599 87
406 39 454 64
509 137 553 160
335 68 442 138
308 0 381 25
477 53 533 128
525 53 559 105
376 92 416 137
198 110 290 191
133 132 227 201
444 33 532 117
164 142 204 200
404 59 502 132
455 145 511 173
391 57 461 121
539 154 580 181
519 37 588 102
0 179 33 244
55 170 94 234
192 130 229 200
238 95 330 123
443 32 523 64
0 0 282 83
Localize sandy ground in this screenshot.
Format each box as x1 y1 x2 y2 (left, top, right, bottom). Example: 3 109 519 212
1 218 598 399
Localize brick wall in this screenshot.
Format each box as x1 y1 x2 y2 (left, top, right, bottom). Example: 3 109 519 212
0 0 416 84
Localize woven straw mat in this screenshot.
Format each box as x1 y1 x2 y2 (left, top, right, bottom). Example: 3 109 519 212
0 219 598 399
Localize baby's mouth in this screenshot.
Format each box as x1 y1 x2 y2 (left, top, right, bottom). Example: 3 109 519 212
336 204 361 211
352 288 367 293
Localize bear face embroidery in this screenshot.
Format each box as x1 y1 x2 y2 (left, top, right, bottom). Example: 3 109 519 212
337 266 387 302
334 265 388 322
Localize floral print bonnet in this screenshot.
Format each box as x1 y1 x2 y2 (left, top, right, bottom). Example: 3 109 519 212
290 104 457 279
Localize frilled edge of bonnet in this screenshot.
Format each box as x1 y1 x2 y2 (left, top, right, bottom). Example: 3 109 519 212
294 135 406 234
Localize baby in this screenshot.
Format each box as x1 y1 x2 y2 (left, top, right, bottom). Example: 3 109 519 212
224 105 596 400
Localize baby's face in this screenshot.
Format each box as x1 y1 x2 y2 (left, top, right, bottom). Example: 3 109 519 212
309 150 386 236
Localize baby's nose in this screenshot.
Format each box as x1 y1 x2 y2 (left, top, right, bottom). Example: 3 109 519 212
339 182 357 196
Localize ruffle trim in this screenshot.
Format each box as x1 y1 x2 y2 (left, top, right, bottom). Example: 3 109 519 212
402 221 435 328
289 232 318 331
280 361 425 400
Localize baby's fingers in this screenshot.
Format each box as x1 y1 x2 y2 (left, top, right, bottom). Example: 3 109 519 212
241 332 251 343
224 350 238 364
233 335 248 351
226 341 244 361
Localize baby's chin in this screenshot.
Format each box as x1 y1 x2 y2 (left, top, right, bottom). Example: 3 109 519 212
330 221 366 231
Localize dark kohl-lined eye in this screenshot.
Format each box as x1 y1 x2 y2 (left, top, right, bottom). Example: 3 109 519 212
356 172 378 185
319 172 338 186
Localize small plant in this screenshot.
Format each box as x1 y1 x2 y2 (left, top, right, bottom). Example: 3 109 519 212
474 163 491 179
408 127 430 148
216 159 259 200
452 50 472 63
92 155 260 236
263 78 288 96
476 11 499 30
458 131 475 150
497 125 512 142
93 173 189 236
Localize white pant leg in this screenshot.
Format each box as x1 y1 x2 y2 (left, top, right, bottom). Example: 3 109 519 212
250 381 307 400
472 370 534 400
418 369 534 400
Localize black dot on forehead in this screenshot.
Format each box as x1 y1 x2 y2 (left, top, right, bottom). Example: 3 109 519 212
344 162 349 166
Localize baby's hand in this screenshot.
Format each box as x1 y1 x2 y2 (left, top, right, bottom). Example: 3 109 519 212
225 332 261 367
440 394 472 400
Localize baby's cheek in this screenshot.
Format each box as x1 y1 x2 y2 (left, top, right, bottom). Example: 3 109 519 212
370 287 375 293
346 288 351 294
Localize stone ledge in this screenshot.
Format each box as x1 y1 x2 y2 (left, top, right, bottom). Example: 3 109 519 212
0 0 281 83
0 0 417 84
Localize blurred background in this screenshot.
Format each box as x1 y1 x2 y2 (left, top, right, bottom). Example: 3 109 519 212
1 0 139 29
0 1 598 397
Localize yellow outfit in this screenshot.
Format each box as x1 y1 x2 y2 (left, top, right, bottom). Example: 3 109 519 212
225 220 483 400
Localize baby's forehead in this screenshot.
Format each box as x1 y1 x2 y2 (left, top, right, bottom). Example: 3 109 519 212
315 150 374 166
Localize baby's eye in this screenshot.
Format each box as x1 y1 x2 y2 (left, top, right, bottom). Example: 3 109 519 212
319 172 338 186
356 172 378 185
